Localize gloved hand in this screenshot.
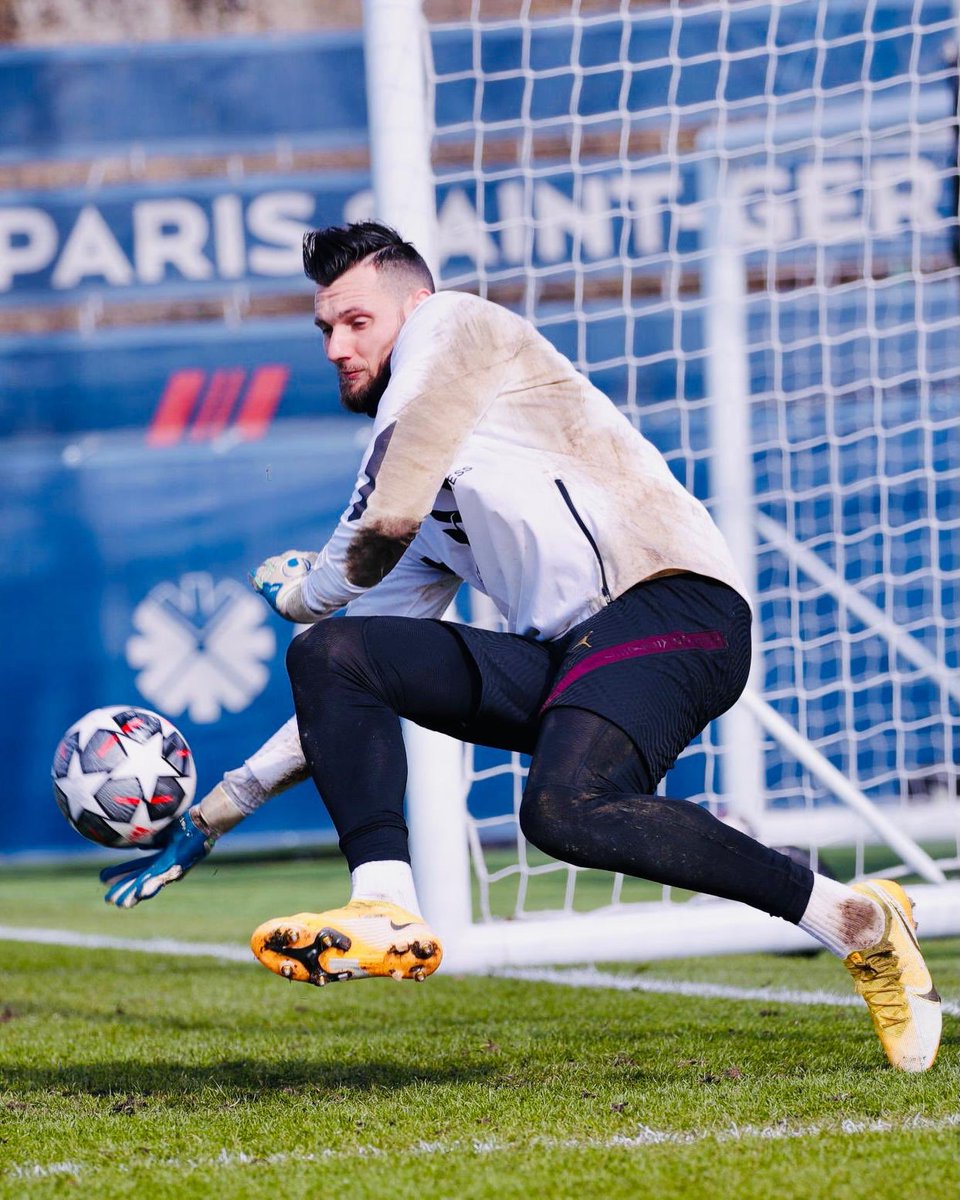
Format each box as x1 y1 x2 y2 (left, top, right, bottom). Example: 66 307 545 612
249 550 320 623
100 807 216 908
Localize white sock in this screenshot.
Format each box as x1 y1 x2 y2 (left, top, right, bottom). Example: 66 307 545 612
798 873 885 958
350 860 422 916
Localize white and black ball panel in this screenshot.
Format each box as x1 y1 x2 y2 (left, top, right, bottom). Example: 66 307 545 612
52 731 80 780
50 705 196 849
79 727 127 774
111 708 162 744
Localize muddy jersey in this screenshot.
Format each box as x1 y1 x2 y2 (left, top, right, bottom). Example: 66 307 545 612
300 290 748 642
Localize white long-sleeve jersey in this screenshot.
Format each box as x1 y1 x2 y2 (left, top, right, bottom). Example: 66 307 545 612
241 290 748 807
299 289 747 640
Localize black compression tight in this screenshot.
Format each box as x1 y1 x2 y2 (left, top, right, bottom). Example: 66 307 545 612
286 616 813 923
522 707 813 923
287 617 482 870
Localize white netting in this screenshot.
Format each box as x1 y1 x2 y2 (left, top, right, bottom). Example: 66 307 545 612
421 0 960 919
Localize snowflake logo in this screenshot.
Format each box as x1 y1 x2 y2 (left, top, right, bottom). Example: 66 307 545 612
126 573 276 724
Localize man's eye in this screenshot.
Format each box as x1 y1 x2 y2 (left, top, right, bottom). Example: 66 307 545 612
352 319 368 329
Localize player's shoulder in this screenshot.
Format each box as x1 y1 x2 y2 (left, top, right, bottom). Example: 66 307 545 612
402 289 527 342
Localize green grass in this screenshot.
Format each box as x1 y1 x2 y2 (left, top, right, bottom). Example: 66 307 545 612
0 858 957 1199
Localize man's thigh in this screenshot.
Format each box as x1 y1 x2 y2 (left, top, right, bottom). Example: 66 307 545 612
540 574 753 789
359 617 554 754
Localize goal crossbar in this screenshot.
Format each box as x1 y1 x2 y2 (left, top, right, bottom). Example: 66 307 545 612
437 882 960 974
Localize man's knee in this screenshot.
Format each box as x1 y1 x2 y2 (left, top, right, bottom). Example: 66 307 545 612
285 620 328 684
285 618 367 687
519 783 577 861
520 778 664 873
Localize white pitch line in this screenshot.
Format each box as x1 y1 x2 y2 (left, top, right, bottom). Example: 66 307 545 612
1 926 957 1017
6 1113 960 1179
498 965 960 1018
0 925 249 962
496 964 960 1015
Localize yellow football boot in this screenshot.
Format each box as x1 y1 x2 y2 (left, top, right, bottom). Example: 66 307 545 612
251 899 442 987
844 880 941 1072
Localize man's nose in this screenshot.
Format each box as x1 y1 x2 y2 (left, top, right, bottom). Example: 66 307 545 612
326 327 352 362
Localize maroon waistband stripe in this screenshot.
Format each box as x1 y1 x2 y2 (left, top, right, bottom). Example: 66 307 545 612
542 629 727 711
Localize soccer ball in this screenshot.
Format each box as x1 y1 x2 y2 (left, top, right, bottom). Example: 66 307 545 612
52 705 196 849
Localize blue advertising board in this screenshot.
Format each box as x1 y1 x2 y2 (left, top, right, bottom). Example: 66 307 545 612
0 174 364 304
1 416 366 856
1 317 337 438
2 148 957 308
0 33 368 160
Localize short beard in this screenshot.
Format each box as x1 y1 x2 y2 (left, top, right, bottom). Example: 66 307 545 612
339 360 392 418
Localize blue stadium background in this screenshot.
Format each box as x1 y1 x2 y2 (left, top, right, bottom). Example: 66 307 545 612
2 3 957 856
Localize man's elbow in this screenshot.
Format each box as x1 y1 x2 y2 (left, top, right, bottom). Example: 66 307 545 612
344 521 419 588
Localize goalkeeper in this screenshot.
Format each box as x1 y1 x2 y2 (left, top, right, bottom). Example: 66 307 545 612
104 221 941 1073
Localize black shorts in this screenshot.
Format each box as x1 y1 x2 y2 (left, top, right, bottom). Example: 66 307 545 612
448 573 752 789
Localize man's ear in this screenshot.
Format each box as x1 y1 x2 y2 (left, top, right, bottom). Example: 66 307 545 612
403 287 433 317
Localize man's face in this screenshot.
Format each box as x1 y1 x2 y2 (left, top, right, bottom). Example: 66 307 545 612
314 260 427 416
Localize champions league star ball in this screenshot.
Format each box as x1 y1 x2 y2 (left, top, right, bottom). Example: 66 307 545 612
52 706 196 849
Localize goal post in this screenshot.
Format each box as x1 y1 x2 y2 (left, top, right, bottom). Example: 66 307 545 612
362 0 960 969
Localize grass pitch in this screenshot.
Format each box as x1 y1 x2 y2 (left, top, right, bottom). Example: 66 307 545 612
1 855 957 1199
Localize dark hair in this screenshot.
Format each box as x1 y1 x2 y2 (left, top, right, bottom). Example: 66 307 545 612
302 221 435 292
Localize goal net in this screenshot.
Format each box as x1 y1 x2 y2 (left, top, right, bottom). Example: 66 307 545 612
368 0 960 968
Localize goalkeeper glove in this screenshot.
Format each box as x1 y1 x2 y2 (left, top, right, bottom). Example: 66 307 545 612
101 807 215 908
99 779 244 908
250 550 320 623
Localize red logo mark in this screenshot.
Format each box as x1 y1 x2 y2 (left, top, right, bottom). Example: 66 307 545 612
147 366 289 446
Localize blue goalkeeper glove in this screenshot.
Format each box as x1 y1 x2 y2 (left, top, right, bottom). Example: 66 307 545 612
250 550 320 623
100 808 215 908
